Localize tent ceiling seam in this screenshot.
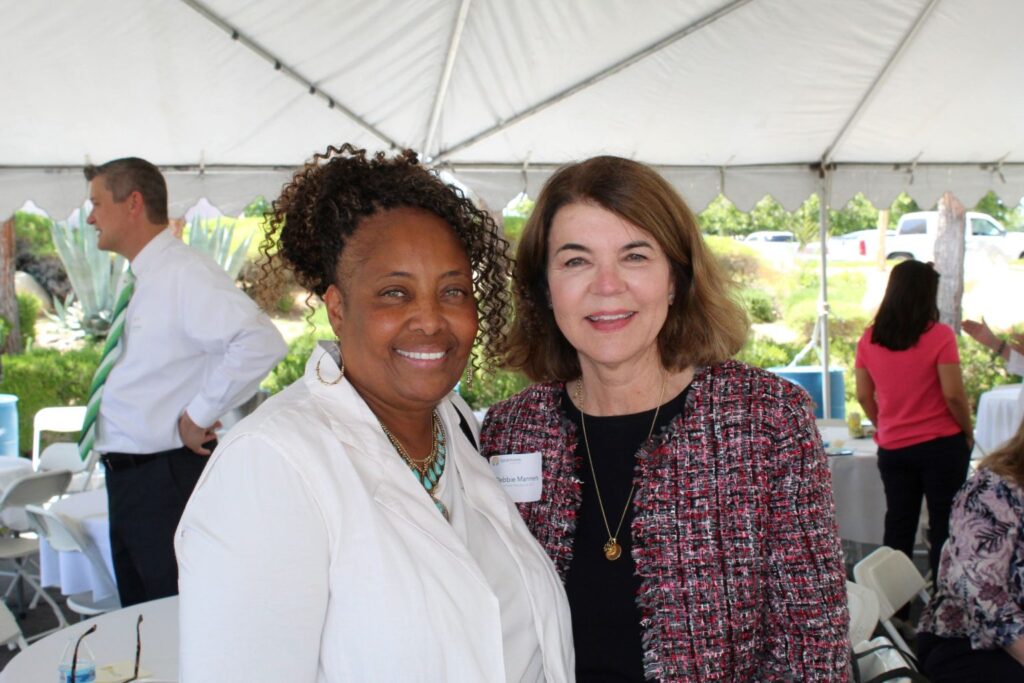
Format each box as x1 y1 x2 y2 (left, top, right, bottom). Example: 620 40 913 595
5 161 1024 174
820 0 940 166
441 161 1024 173
177 0 400 150
423 0 473 158
433 0 756 162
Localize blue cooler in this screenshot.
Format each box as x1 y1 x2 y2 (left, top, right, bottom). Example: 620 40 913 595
0 394 18 456
768 366 845 419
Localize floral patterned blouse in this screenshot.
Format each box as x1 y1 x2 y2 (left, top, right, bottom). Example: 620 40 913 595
919 467 1024 650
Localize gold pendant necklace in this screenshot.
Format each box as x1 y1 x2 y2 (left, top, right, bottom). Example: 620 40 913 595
575 374 667 561
379 411 450 521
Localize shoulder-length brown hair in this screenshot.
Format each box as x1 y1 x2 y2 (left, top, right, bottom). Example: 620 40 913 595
503 155 748 382
980 418 1024 488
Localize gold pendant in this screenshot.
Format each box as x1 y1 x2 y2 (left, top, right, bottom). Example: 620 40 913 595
603 538 622 561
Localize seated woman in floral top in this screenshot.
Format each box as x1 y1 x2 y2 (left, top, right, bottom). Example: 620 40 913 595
917 418 1024 682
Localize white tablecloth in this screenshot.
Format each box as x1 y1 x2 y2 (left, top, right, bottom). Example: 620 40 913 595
976 383 1024 453
38 488 115 601
818 425 885 545
0 595 178 682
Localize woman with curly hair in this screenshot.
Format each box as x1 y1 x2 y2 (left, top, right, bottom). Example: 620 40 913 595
479 156 849 681
917 418 1024 681
176 144 573 682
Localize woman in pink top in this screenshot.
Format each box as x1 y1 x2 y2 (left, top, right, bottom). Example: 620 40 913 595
855 260 973 579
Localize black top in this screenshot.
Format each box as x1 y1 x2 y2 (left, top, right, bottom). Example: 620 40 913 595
561 384 691 682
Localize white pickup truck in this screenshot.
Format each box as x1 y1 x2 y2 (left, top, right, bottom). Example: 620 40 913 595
886 211 1024 262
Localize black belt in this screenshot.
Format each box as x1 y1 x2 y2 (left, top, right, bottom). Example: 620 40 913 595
101 441 217 472
101 446 187 471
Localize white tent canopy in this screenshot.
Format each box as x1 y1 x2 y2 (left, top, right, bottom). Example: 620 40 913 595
2 0 1024 218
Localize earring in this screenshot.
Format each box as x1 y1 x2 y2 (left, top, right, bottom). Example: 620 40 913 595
668 291 675 305
315 343 345 386
462 363 475 391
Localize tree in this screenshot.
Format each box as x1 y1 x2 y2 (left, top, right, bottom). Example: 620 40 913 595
974 191 1024 231
502 193 535 247
829 193 878 236
749 196 790 235
697 195 750 237
888 192 920 227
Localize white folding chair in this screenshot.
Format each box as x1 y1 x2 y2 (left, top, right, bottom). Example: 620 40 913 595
854 636 921 682
847 580 881 647
31 406 86 470
32 406 102 493
0 600 27 651
0 469 72 638
24 504 120 616
853 546 931 653
38 443 101 493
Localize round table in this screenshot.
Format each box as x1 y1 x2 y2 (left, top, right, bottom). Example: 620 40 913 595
0 596 178 682
976 383 1024 454
37 488 116 601
818 425 885 545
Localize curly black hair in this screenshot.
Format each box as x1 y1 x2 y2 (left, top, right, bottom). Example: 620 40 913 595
259 143 512 371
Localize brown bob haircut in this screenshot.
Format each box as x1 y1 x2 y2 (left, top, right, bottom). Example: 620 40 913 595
503 155 749 382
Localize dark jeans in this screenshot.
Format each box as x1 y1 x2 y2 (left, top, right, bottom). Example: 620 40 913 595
876 432 970 579
918 632 1024 682
104 445 211 607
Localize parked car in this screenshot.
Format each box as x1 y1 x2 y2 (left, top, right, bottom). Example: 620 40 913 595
744 230 796 243
885 211 1024 262
826 229 895 260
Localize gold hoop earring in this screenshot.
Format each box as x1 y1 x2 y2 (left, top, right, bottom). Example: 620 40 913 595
315 344 345 386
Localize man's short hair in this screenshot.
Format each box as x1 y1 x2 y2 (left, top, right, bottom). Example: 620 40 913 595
84 157 169 225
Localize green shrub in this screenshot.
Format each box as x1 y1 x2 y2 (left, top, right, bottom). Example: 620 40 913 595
262 335 318 394
780 265 868 340
959 334 1019 417
0 346 101 455
704 235 765 285
459 366 532 410
18 293 39 348
735 336 801 369
739 288 777 323
0 294 41 351
14 212 57 258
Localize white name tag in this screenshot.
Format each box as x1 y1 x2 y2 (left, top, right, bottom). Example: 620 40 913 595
489 452 543 503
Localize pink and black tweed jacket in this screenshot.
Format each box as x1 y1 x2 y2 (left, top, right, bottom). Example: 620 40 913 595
480 360 850 682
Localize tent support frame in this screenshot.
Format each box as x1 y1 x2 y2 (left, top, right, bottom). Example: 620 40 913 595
433 0 754 161
178 0 400 149
423 0 474 157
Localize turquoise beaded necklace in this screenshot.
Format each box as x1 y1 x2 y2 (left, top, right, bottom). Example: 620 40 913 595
379 411 449 521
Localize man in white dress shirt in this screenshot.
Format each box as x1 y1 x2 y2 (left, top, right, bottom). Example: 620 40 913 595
84 158 287 606
963 319 1024 377
963 319 1024 429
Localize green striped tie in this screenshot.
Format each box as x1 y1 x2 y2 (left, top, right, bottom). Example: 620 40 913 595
78 269 135 461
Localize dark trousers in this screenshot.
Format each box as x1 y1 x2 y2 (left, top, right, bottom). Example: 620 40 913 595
104 445 210 607
918 632 1024 682
876 432 970 579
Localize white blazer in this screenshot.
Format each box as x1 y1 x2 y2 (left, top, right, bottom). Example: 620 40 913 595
176 345 574 682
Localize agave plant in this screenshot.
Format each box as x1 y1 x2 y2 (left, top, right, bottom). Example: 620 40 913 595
184 216 254 280
49 204 128 338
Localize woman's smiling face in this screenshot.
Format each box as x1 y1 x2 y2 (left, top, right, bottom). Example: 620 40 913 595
325 207 478 414
546 202 674 375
